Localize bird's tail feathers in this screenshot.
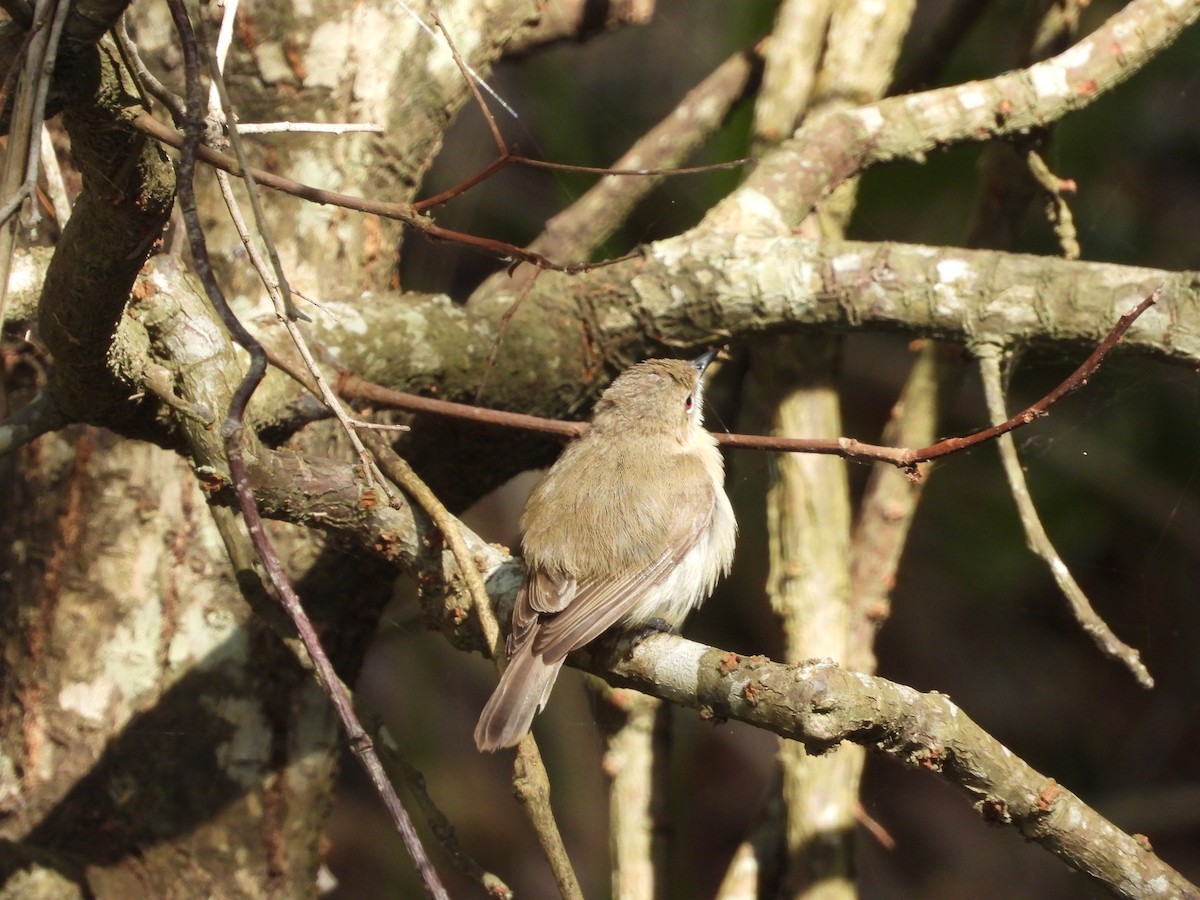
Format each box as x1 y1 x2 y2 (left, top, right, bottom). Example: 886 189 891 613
474 642 564 752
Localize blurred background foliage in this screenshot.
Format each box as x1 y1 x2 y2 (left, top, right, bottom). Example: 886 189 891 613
331 0 1200 896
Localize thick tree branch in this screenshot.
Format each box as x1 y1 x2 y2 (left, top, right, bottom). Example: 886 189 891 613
145 351 1198 899
709 0 1200 235
17 236 1190 467
502 0 654 57
35 38 174 425
577 639 1200 900
748 2 913 891
312 237 1188 427
115 0 1199 293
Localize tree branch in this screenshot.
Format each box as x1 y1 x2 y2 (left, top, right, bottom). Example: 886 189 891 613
34 38 174 425
978 348 1154 687
502 0 655 57
708 0 1200 235
577 639 1200 900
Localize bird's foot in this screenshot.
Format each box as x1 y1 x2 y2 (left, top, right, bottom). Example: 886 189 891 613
627 618 675 653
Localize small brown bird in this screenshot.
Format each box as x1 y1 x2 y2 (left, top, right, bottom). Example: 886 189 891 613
474 351 736 752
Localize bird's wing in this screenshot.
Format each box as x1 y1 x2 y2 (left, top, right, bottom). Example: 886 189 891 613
506 567 576 655
529 488 713 663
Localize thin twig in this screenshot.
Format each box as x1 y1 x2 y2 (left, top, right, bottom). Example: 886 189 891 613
977 347 1153 688
137 90 737 278
211 498 500 894
37 123 69 225
255 341 410 439
396 0 517 121
166 0 447 895
338 373 583 439
512 739 586 900
0 0 59 417
0 18 37 115
912 288 1160 465
214 166 398 495
234 121 385 134
414 155 748 213
132 112 636 275
363 431 505 659
1027 149 1080 260
205 0 238 116
117 15 186 122
377 722 514 899
203 8 295 318
203 25 396 498
427 7 505 153
2 169 53 230
363 431 585 900
17 0 69 229
471 45 759 299
514 154 749 179
131 109 417 212
414 11 751 217
0 9 47 249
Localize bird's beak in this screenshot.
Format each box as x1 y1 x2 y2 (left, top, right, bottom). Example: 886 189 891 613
691 347 721 374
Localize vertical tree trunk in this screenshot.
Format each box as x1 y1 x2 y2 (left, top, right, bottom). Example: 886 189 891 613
0 430 346 894
749 336 862 900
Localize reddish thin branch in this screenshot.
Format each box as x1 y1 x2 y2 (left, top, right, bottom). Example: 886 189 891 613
133 114 736 276
133 113 626 274
413 153 749 213
516 155 750 179
910 286 1159 465
427 7 506 153
415 155 508 210
419 7 750 217
337 287 1158 469
134 112 416 219
339 373 585 440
